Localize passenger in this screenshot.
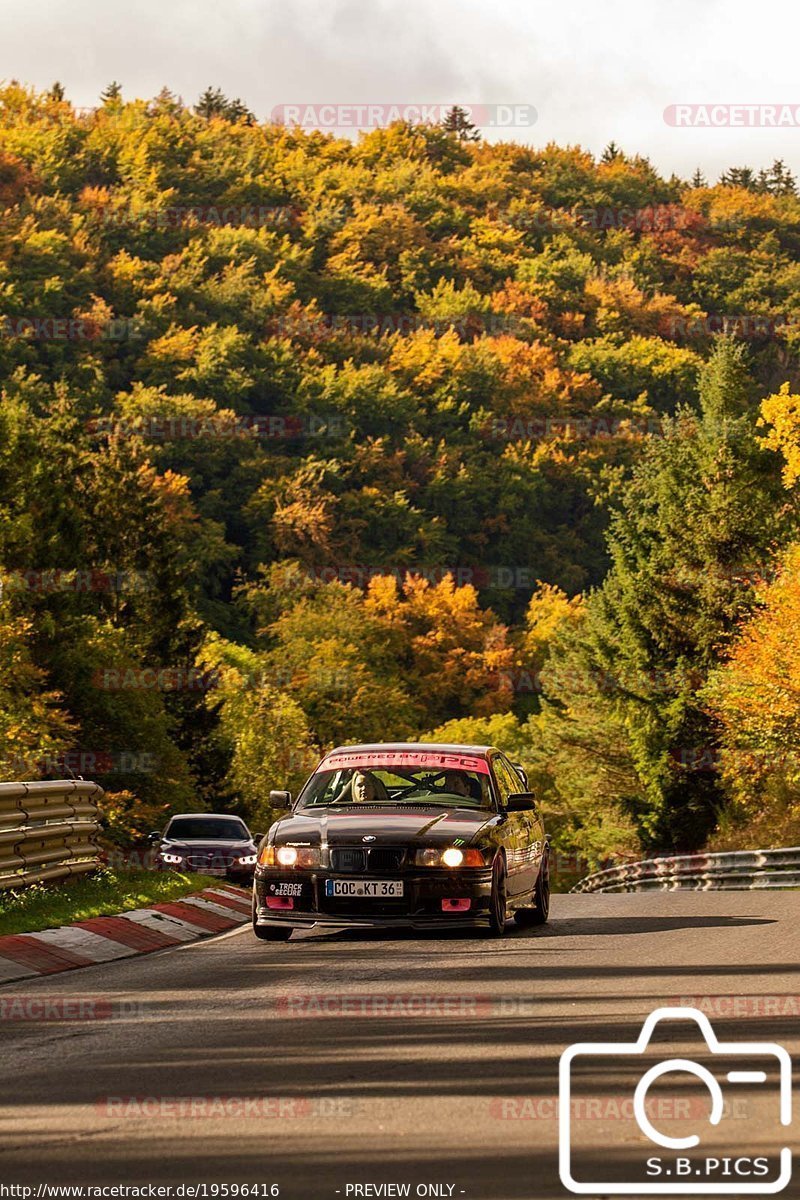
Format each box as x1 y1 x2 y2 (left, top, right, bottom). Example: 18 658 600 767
442 771 471 798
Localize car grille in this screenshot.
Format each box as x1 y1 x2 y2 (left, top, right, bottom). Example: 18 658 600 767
368 847 405 872
329 846 405 873
330 847 366 873
186 856 228 871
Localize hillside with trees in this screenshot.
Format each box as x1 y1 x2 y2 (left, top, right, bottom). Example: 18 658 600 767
2 83 800 865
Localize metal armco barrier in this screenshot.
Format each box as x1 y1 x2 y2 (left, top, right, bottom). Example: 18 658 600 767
0 780 103 890
572 846 800 893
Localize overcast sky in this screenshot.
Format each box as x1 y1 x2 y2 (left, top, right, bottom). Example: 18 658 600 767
1 0 799 180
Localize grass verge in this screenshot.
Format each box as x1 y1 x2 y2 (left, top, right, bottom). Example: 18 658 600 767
0 867 231 938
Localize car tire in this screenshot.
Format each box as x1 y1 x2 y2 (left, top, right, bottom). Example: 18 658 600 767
252 896 292 941
514 850 550 928
486 855 507 937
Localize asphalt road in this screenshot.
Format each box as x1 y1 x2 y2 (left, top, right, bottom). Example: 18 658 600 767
0 892 798 1200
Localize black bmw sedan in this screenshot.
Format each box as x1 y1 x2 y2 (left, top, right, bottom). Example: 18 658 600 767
152 813 260 884
252 743 549 940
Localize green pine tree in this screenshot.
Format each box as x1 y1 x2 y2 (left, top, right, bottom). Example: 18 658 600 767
601 141 622 163
100 81 123 106
194 87 254 123
441 105 480 142
539 339 788 851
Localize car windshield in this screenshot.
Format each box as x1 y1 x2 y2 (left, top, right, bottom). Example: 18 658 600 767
299 766 492 810
164 817 248 841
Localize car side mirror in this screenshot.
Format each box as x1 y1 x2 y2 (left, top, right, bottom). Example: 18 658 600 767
505 792 538 813
148 830 161 843
269 790 292 810
252 832 265 843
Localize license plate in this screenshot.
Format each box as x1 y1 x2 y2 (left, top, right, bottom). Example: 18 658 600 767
325 879 404 898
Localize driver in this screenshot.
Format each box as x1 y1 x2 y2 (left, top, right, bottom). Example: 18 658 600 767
351 770 380 803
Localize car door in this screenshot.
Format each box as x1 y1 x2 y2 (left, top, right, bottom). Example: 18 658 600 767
500 753 545 892
490 753 530 898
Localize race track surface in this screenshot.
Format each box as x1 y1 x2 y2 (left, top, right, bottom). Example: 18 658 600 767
1 892 797 1199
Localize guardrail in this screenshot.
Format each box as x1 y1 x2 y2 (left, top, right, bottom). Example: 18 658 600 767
0 780 104 890
572 846 800 893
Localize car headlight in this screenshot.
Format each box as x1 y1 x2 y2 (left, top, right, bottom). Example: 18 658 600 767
236 854 258 866
259 845 320 868
161 852 183 865
414 847 487 868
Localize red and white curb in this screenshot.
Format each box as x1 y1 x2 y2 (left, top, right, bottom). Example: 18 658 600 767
0 885 251 983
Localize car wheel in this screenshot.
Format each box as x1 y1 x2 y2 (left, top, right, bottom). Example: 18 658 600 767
486 855 507 937
252 896 292 941
514 850 550 928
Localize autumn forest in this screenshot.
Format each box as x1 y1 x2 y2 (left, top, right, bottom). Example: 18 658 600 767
2 84 800 870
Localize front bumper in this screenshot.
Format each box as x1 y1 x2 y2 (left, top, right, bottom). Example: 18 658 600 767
253 867 493 929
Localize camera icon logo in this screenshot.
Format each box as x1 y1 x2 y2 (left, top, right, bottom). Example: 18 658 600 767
559 1006 792 1194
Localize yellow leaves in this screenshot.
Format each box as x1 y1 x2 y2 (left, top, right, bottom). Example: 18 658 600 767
705 543 800 794
328 201 429 281
387 327 464 390
272 496 334 554
585 275 702 339
136 464 196 527
0 611 74 775
690 184 785 226
760 382 800 488
490 279 548 324
479 334 554 383
524 583 585 666
147 324 200 365
107 249 154 287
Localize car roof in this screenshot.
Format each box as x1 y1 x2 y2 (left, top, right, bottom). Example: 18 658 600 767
327 742 495 757
168 812 247 819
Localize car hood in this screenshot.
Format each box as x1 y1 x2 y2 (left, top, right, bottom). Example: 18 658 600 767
272 806 496 847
